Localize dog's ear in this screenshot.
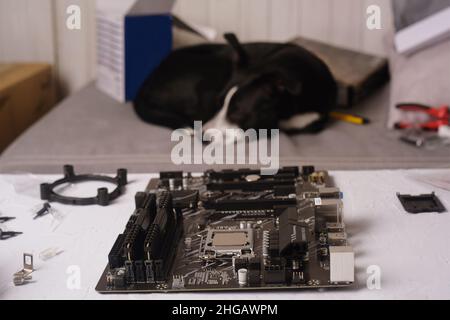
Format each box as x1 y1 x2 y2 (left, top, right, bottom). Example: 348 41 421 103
224 33 249 68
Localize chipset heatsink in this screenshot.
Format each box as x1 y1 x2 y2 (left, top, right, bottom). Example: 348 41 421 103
201 228 253 259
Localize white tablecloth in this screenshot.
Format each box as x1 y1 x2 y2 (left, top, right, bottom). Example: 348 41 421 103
1 170 449 300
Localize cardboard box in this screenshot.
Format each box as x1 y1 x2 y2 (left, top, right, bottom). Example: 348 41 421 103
0 63 55 153
0 90 15 152
96 0 174 102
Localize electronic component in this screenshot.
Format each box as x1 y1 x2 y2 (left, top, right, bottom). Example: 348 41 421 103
316 198 344 223
171 190 199 210
96 166 354 293
278 207 309 258
202 228 253 259
263 264 286 284
309 171 328 185
248 257 261 285
13 254 34 286
327 232 347 246
319 187 341 199
301 166 315 177
238 269 248 286
397 192 446 214
329 246 355 283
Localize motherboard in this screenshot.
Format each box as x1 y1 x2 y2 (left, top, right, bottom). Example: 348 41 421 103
96 166 354 293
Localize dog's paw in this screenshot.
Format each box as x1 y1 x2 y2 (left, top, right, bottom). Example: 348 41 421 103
279 112 320 131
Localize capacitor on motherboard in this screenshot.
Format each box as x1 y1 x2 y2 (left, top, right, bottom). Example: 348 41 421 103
238 268 248 286
292 259 301 271
245 174 260 182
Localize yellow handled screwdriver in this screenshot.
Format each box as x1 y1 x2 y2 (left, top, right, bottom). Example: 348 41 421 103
329 111 370 125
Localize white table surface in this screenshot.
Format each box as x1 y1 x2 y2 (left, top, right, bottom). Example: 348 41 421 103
1 170 450 300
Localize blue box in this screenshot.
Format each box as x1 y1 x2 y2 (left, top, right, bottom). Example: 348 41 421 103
96 0 174 102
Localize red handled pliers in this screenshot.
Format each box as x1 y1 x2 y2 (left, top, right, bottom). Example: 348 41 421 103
394 103 449 131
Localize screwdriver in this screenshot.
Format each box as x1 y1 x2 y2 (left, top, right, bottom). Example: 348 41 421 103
330 111 370 125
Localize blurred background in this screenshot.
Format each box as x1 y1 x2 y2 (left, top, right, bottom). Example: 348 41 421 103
1 0 449 173
0 0 392 98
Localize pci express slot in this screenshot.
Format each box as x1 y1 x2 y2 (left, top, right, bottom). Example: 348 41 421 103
206 167 299 181
207 179 295 191
203 198 297 211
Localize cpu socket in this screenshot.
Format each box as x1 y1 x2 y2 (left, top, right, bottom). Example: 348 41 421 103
201 228 253 259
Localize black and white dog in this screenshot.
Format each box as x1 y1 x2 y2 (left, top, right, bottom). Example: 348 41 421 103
134 33 337 134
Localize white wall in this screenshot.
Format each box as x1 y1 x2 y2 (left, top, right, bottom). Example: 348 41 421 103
0 0 96 98
0 0 54 63
52 0 97 97
0 0 393 97
174 0 393 54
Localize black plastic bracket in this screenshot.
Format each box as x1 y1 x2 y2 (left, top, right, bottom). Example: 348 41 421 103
40 165 128 206
397 192 446 214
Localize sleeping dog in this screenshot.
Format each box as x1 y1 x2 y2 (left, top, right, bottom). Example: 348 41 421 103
134 33 337 134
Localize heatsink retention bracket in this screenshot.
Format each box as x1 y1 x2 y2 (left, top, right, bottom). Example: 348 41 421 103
40 165 128 206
